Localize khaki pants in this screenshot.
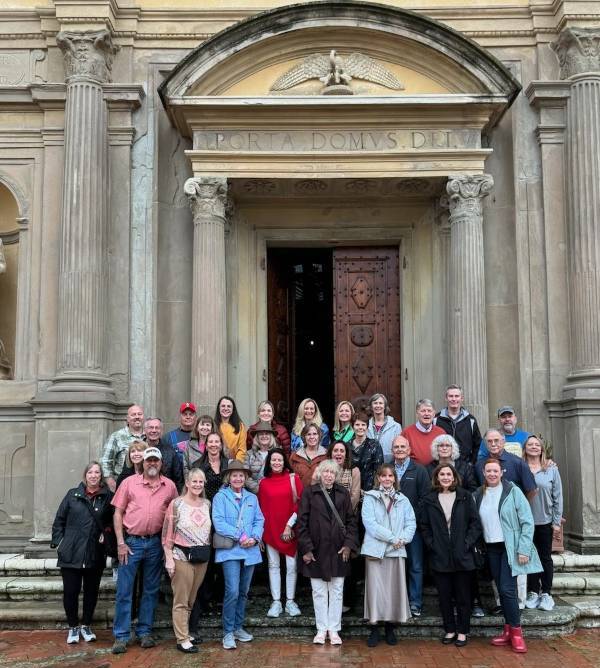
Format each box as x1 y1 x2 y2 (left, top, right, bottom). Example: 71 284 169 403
171 558 208 643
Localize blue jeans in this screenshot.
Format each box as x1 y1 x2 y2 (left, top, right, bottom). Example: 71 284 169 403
486 542 520 627
221 560 255 634
405 530 423 608
113 535 163 641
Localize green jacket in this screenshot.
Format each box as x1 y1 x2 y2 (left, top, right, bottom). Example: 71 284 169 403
474 479 542 577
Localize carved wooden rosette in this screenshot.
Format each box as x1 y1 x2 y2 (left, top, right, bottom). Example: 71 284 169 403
56 29 119 84
446 174 494 424
185 176 230 412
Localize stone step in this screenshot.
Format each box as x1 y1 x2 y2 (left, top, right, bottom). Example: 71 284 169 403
553 553 600 572
0 597 593 637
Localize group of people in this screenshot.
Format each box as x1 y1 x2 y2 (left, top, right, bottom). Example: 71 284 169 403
50 386 563 655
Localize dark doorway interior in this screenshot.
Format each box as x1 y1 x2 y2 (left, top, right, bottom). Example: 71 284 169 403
267 248 334 429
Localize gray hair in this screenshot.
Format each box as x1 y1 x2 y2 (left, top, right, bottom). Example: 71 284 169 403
484 428 505 442
416 398 435 411
431 434 460 461
314 459 342 483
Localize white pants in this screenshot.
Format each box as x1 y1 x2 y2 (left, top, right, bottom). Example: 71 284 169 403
517 573 527 606
266 544 297 602
310 577 344 633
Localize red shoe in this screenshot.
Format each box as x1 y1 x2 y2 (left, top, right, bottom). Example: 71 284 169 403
490 624 511 646
510 626 527 653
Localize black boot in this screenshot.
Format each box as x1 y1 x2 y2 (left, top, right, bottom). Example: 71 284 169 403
384 622 397 646
367 626 380 647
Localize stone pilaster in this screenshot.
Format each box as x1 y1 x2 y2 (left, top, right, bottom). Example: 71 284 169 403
551 28 600 382
185 176 229 414
52 30 118 391
446 174 493 426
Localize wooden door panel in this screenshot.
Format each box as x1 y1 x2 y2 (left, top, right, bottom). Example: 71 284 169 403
333 248 401 420
267 253 292 428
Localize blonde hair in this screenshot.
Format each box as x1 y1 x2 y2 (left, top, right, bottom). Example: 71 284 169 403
292 398 324 436
333 401 355 432
523 435 550 471
125 440 147 468
314 459 341 483
184 467 207 499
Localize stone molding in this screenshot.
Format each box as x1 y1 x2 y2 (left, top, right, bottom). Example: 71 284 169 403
184 176 228 226
56 29 119 84
446 174 494 219
551 27 600 80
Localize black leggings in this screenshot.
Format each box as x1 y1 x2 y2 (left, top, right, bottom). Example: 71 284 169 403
61 566 105 627
527 523 554 594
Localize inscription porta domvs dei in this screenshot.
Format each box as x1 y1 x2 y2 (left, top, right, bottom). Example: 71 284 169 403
193 129 480 152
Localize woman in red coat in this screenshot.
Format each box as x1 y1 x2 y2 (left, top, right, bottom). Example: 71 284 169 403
247 400 291 455
258 448 303 618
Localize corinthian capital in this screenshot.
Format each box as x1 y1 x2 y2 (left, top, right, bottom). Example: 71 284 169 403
551 27 600 79
184 176 228 225
57 30 119 84
447 174 494 219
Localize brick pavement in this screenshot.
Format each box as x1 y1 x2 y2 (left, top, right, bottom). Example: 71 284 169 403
0 630 599 668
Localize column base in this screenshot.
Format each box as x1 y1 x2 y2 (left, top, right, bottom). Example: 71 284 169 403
48 370 114 396
547 391 600 556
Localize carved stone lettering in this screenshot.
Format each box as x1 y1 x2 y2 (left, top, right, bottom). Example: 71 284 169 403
194 129 480 153
0 53 26 85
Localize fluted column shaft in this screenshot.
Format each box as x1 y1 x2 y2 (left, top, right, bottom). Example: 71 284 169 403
185 176 229 414
55 30 118 387
552 28 600 380
447 174 493 423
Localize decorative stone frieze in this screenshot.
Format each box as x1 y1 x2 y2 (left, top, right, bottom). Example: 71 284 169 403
551 27 600 79
184 176 229 413
446 174 493 423
56 30 119 84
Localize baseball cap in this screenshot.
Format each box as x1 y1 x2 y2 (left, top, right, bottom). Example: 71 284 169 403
180 402 197 414
143 447 162 461
497 406 515 417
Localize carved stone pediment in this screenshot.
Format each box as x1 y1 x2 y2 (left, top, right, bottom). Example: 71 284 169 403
270 50 404 95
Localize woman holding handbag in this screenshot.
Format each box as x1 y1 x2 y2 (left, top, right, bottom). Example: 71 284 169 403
162 468 212 654
297 459 359 645
212 461 265 650
51 461 113 645
258 448 304 618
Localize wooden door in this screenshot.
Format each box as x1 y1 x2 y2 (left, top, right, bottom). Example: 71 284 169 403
267 252 294 428
333 248 401 420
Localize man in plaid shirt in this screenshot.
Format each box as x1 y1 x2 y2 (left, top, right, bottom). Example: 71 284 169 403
101 404 144 491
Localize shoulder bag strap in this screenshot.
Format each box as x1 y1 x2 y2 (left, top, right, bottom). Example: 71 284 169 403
319 483 345 531
289 473 298 504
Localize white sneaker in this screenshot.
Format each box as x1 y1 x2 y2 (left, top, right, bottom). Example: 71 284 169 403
66 627 80 644
313 631 326 644
222 632 237 650
267 600 283 618
538 593 555 611
524 591 540 609
285 600 301 616
80 626 96 642
329 631 343 645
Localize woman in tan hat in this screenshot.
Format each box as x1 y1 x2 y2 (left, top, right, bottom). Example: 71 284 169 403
212 461 265 650
244 421 278 493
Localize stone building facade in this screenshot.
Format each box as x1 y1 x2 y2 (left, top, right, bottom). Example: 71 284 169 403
0 0 599 553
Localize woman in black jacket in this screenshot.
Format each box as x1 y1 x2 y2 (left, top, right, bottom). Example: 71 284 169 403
51 461 113 645
419 464 482 647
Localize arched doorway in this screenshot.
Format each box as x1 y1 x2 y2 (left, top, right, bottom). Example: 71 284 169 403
0 182 19 380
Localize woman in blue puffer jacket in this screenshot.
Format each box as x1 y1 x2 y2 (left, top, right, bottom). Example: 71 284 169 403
361 463 415 647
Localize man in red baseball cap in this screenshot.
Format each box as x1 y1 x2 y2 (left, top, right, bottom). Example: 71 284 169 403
161 402 197 462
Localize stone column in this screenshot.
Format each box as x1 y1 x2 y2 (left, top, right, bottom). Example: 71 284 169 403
184 176 229 414
52 30 118 391
446 174 494 425
546 28 600 553
551 28 600 381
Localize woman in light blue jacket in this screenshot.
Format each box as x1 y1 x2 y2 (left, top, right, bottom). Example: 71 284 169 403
361 463 416 647
212 461 264 650
474 459 542 654
366 393 402 463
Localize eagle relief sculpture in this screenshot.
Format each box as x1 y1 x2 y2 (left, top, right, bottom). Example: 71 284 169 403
270 50 404 95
